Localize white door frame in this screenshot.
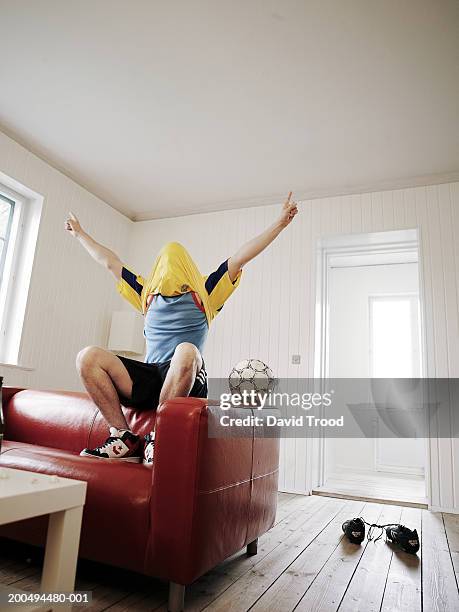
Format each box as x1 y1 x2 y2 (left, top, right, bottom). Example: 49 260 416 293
312 229 431 505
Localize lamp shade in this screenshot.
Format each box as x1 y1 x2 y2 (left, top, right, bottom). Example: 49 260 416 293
107 311 145 355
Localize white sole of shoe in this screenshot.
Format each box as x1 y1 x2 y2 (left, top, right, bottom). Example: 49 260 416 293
79 451 141 463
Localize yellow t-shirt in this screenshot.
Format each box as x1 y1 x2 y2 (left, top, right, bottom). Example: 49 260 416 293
116 242 241 326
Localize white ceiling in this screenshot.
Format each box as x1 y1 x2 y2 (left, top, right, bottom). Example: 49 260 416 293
1 1 458 220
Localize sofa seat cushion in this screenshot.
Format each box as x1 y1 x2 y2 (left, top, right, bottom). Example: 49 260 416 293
0 441 152 574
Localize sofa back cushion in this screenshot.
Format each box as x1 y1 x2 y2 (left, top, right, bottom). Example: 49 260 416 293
4 389 156 453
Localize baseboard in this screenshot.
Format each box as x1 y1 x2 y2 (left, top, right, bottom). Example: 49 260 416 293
375 464 424 477
333 464 424 478
312 489 428 509
429 504 459 514
332 465 375 476
278 488 311 495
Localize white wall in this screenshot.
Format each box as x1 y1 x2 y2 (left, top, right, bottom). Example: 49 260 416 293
126 182 459 511
0 131 132 390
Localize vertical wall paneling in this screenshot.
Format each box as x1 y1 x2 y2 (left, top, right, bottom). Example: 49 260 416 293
127 182 459 510
0 132 133 390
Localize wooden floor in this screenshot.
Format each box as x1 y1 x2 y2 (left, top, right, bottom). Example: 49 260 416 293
1 493 459 611
313 470 428 508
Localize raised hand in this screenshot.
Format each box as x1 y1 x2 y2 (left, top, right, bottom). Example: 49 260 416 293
227 191 300 280
65 211 83 237
278 191 298 227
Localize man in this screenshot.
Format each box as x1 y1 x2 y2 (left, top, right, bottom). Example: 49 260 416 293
65 193 298 462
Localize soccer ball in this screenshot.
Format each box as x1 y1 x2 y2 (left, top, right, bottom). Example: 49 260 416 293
229 359 275 394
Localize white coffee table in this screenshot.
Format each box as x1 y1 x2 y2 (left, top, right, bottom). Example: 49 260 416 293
0 467 87 611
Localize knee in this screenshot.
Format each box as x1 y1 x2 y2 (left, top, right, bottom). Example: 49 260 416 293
171 342 202 373
76 345 104 375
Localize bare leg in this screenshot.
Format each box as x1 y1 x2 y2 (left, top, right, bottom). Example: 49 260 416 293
159 342 202 405
76 346 133 430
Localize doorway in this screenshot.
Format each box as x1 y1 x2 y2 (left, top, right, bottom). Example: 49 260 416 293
312 229 428 508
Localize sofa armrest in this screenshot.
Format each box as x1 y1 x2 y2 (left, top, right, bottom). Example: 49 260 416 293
2 386 24 408
147 397 279 585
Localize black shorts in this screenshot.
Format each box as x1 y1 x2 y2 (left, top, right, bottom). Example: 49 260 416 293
116 355 208 410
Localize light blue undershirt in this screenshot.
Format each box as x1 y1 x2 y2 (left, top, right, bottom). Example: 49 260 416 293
144 292 208 364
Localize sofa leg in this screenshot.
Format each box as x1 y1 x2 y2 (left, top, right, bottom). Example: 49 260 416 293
168 582 185 612
247 538 258 556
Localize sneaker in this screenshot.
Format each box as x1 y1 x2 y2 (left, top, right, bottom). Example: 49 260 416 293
143 431 155 466
342 517 366 544
385 524 420 554
80 427 142 462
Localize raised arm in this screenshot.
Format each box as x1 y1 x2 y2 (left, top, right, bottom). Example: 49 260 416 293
65 212 123 280
227 192 298 281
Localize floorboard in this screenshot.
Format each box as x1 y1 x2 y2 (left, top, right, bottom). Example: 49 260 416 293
422 510 459 611
443 512 459 582
338 504 404 612
249 499 367 612
380 506 422 612
0 493 458 611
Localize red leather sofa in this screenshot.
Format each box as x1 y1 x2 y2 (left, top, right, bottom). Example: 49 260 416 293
0 387 280 611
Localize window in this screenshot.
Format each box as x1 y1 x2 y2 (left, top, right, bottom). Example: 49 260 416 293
369 294 422 377
0 178 43 366
0 186 23 338
0 193 15 286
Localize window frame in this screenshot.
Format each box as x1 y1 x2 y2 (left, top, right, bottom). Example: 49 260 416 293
0 183 27 362
0 193 15 285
